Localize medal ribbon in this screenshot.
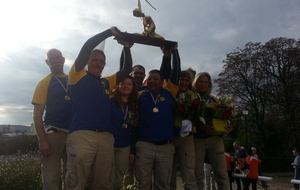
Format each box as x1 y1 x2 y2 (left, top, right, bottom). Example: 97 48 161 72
149 92 160 108
53 75 68 93
121 104 129 123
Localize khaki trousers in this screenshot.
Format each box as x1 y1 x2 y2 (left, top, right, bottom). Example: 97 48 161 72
135 141 175 190
41 131 67 190
170 135 197 190
114 146 130 190
65 130 114 190
194 136 229 190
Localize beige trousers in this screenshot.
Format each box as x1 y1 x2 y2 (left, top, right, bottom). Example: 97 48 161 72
65 130 114 190
114 146 130 190
41 131 67 190
170 135 197 190
135 141 175 190
194 136 229 190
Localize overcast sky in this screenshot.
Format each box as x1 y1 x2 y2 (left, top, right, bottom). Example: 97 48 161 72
0 0 299 125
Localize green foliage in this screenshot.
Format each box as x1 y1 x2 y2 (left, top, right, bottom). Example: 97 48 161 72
217 37 300 171
0 153 42 190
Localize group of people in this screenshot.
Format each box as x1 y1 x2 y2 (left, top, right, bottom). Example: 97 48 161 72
202 143 263 190
227 143 262 190
32 27 233 190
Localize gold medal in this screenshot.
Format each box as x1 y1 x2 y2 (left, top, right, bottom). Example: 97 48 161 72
64 95 71 101
152 107 159 113
122 123 128 128
53 75 70 102
150 92 160 113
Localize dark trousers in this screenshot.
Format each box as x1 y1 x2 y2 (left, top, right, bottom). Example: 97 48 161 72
234 177 241 190
244 178 257 190
227 171 233 190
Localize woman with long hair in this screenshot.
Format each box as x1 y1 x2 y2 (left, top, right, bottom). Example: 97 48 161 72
193 72 230 190
110 76 138 190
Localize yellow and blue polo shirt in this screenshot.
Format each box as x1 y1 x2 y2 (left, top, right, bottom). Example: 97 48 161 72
32 74 71 129
163 80 179 98
138 89 175 142
68 65 113 133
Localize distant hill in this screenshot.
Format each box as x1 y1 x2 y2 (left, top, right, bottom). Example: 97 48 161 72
0 125 34 136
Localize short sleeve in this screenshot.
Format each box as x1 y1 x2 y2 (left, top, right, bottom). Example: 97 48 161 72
105 73 117 93
164 81 178 98
32 74 52 105
69 64 87 85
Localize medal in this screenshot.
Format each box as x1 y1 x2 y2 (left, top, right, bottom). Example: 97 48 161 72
149 92 160 114
152 107 159 113
122 123 128 128
54 75 70 101
64 95 71 101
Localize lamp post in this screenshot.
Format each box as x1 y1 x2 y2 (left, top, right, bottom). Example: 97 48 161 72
242 110 249 149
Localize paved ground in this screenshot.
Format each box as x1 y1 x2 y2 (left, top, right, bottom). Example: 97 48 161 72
175 172 295 190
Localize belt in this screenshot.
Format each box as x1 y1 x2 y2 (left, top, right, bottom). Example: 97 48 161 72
88 129 105 132
141 139 173 145
45 125 68 134
46 127 58 133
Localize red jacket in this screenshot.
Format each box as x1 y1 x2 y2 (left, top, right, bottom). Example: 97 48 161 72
225 152 233 171
246 155 261 179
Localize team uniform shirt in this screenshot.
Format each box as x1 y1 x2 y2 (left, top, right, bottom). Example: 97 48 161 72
164 81 178 98
246 155 261 179
32 74 71 130
111 101 137 148
68 65 112 133
105 73 117 93
138 89 175 142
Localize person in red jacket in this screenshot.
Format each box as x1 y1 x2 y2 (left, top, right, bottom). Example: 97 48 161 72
244 153 261 190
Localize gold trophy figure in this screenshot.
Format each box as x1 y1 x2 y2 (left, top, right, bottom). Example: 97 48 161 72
133 0 163 39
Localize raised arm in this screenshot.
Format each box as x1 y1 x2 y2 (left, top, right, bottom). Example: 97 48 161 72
116 46 133 83
170 48 181 85
75 27 121 71
160 48 181 85
160 48 172 80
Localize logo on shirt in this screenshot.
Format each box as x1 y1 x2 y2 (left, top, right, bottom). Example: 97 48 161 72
159 96 165 102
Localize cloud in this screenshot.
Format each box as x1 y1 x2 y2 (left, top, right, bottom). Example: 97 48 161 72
0 0 300 125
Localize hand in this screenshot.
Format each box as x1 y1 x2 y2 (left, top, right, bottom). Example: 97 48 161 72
39 139 50 157
224 122 233 134
129 154 135 164
110 26 121 37
161 47 172 56
117 38 134 48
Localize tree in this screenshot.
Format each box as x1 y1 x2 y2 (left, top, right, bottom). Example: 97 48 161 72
216 37 300 158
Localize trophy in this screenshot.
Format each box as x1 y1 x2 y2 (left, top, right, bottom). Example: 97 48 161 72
117 0 177 48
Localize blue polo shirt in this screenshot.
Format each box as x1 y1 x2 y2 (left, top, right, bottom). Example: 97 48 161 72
32 74 71 129
138 89 175 142
68 65 112 133
111 101 137 148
